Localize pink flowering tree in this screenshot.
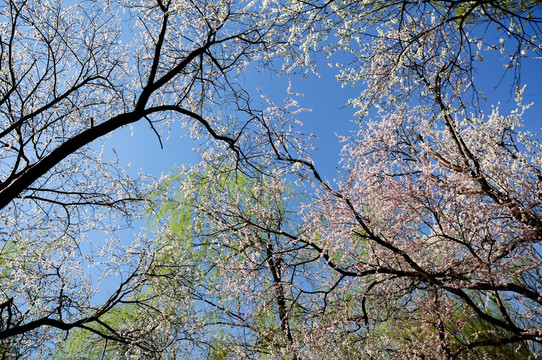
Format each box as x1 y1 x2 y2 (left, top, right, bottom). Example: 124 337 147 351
279 0 542 358
305 99 542 358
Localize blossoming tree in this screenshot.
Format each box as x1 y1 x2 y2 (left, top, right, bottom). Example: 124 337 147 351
279 0 542 358
0 0 288 356
2 0 542 358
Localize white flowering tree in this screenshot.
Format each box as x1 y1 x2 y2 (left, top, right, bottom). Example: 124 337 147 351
0 0 290 357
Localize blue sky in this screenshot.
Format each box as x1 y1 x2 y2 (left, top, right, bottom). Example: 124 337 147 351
103 63 361 183
104 50 541 187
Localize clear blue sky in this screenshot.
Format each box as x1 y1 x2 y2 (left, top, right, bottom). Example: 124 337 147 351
104 52 541 185
103 63 361 182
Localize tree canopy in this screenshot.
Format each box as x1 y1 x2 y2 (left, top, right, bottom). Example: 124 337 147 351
1 0 541 358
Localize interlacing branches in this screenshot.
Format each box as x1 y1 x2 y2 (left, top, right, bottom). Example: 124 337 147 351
1 0 542 358
0 0 289 356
